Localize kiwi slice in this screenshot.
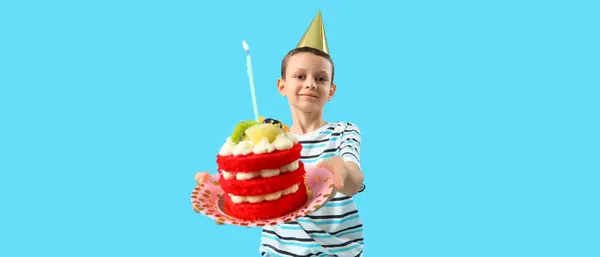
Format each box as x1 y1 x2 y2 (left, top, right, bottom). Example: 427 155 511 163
231 120 260 143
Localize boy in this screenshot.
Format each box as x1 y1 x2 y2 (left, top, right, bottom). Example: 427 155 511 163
196 11 365 257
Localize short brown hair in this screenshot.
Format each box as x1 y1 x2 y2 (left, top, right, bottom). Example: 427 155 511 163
281 46 335 82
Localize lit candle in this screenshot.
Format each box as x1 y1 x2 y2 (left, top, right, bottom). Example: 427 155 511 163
242 40 259 122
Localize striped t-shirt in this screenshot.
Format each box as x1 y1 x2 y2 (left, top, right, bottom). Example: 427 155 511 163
259 121 365 257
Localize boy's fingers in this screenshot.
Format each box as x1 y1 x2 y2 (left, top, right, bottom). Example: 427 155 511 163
316 161 331 172
316 159 325 167
194 173 203 183
194 172 211 184
317 161 343 189
333 172 344 190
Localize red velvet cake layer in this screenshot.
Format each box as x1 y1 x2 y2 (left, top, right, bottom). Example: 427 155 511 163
218 162 306 196
223 183 308 221
216 143 302 172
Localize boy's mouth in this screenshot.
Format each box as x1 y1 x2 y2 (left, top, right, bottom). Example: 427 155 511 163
298 94 318 99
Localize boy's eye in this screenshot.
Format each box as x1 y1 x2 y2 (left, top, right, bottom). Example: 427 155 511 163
319 77 328 82
294 75 305 79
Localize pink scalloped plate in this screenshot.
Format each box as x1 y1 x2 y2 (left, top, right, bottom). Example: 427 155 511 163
191 166 335 227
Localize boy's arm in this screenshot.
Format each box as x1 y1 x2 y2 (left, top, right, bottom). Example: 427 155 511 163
318 122 365 197
339 122 364 196
340 161 364 196
317 157 364 199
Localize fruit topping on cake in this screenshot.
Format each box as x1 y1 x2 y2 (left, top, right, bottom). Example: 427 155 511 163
219 119 299 157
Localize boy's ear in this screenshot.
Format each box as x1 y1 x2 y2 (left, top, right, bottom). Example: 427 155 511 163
328 83 337 101
277 78 286 96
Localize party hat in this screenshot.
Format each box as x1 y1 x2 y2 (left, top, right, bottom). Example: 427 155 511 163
297 10 329 54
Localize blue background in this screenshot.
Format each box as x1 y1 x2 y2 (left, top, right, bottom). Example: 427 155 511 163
1 0 598 256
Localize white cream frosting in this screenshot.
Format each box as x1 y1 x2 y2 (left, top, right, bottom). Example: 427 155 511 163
235 171 259 180
260 169 280 178
222 171 235 180
280 160 300 172
285 132 299 144
273 133 294 151
219 132 297 157
232 140 253 156
220 160 299 180
228 183 300 203
253 138 276 154
219 137 237 156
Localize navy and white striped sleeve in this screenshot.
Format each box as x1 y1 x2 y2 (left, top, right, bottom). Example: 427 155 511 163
339 122 361 168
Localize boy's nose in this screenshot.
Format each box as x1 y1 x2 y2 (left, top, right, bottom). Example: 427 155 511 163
304 80 316 89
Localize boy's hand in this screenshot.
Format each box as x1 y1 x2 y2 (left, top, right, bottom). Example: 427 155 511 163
193 172 224 226
316 156 348 190
194 172 211 184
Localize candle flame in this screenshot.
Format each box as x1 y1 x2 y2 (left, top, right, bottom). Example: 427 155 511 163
242 40 249 52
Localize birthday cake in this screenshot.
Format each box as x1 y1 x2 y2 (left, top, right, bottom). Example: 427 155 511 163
216 118 309 221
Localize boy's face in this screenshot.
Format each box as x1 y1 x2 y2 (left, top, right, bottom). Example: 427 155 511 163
277 52 336 114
